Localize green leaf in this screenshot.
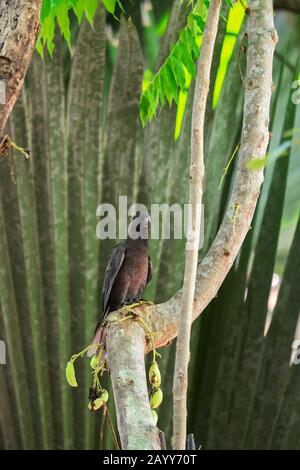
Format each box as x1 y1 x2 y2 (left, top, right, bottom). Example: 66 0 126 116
148 86 159 119
102 0 116 14
138 0 209 126
161 68 172 106
160 66 175 107
41 14 54 42
41 14 55 57
139 0 207 126
178 43 196 77
140 93 150 127
56 4 71 48
158 74 166 107
72 0 85 23
50 0 63 10
84 0 99 24
35 34 44 59
192 14 205 32
185 28 199 58
170 55 186 89
165 63 179 104
41 0 51 22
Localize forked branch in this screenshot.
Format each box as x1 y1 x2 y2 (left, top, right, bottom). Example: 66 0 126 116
106 0 277 450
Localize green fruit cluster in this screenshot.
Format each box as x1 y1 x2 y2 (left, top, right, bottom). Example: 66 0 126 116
65 346 108 414
148 360 163 426
88 389 109 412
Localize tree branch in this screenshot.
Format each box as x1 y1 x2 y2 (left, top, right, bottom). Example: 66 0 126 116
106 0 277 450
106 319 161 450
0 0 42 136
172 0 221 451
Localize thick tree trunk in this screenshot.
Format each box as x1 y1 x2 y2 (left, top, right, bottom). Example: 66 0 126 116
107 320 161 450
0 0 41 136
107 0 277 450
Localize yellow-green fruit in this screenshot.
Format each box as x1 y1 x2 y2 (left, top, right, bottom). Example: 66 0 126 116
90 355 98 370
88 398 103 411
65 361 78 387
151 410 158 425
150 388 163 409
100 389 109 403
149 361 161 388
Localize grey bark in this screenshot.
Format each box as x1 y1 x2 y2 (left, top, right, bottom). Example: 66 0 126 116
106 320 161 450
0 0 41 136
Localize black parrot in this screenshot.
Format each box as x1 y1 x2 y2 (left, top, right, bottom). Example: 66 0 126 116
88 212 152 356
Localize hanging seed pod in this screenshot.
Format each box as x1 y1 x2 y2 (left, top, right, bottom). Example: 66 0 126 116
90 355 99 370
150 388 163 409
149 361 161 388
151 410 158 425
65 361 78 387
100 389 109 403
88 398 104 411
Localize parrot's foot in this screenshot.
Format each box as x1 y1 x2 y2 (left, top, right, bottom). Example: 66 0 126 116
123 302 142 311
139 299 154 305
107 306 160 362
123 299 153 311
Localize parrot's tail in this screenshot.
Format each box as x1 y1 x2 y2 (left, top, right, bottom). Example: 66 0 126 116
87 324 105 357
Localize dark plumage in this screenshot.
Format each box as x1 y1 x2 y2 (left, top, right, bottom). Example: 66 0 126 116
88 212 152 355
